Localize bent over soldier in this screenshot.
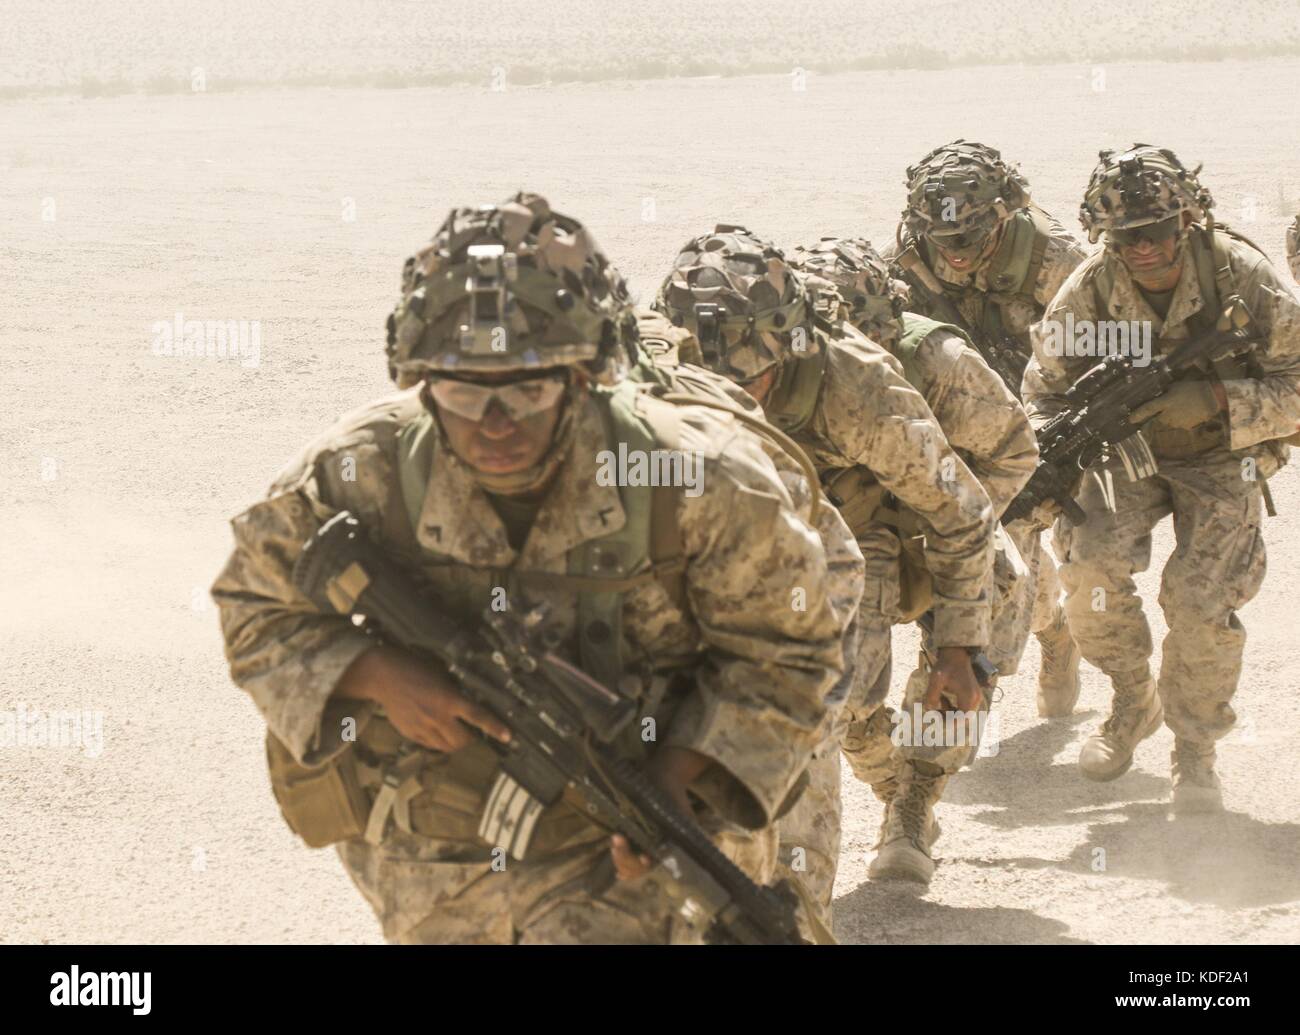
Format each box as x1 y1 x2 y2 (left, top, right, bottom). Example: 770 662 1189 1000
655 225 996 909
1023 146 1300 812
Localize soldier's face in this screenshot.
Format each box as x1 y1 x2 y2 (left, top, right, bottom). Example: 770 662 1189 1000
431 371 569 475
1110 215 1185 287
931 222 1002 272
1115 236 1180 284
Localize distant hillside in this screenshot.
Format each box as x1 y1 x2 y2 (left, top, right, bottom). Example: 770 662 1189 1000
6 0 1300 98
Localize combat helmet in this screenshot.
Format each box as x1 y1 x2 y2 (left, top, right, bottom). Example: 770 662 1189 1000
1078 144 1214 244
789 237 907 344
386 192 636 385
654 225 814 383
902 140 1031 257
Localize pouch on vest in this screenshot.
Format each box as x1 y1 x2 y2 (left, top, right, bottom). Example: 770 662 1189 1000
895 536 933 623
265 730 371 848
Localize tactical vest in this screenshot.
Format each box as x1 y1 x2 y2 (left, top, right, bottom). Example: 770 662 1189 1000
1088 223 1270 458
265 380 692 851
907 205 1050 332
897 205 1053 395
396 380 688 692
766 324 951 622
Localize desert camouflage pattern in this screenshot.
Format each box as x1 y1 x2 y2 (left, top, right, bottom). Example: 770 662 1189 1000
901 139 1031 241
892 321 1046 666
1078 144 1214 243
791 328 995 648
386 191 637 378
763 327 998 926
888 321 1038 517
1024 233 1300 746
655 226 813 382
629 312 870 937
211 384 860 943
884 199 1085 644
789 237 906 335
1287 214 1300 282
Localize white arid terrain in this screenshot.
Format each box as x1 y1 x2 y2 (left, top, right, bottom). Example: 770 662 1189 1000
2 57 1299 944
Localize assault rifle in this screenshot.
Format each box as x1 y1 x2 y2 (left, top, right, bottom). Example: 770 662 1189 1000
973 332 1031 399
1001 299 1259 526
293 511 803 945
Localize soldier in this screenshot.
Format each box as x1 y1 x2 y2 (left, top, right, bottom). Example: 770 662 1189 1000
1023 145 1300 812
886 139 1088 717
211 193 861 944
780 238 1036 893
1287 214 1300 283
654 225 996 902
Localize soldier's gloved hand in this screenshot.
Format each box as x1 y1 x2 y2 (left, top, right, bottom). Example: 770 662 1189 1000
1130 381 1223 430
333 645 511 753
924 646 984 715
610 745 711 881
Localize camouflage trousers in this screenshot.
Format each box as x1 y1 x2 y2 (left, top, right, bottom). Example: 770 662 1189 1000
775 527 1035 924
337 803 776 944
1017 519 1065 640
1054 449 1270 744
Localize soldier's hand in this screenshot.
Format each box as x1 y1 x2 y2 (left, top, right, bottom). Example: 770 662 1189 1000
609 746 711 881
924 646 984 714
1130 381 1222 430
610 835 654 881
333 645 511 753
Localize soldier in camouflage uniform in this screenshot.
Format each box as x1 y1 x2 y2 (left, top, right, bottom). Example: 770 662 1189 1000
1023 146 1300 812
1287 214 1300 283
785 237 1037 888
211 194 862 943
886 140 1088 718
654 225 996 904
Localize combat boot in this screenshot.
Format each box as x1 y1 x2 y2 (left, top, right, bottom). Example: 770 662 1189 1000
868 761 945 884
1171 739 1224 815
1078 671 1163 781
1036 607 1081 718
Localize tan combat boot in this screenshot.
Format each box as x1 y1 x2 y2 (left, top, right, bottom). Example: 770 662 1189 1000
1171 739 1224 815
868 761 945 884
1078 671 1164 781
1036 607 1082 718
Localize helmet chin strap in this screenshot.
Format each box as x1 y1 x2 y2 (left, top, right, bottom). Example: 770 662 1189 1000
423 380 584 497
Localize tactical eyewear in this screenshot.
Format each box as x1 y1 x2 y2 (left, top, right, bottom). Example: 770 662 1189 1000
427 370 569 422
926 226 994 253
1108 216 1182 248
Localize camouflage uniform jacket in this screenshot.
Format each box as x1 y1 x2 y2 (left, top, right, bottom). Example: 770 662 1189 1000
1023 234 1300 452
787 326 994 648
212 386 857 836
889 319 1038 517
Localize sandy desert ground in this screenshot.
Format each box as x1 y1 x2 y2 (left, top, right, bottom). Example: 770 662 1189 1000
2 57 1299 944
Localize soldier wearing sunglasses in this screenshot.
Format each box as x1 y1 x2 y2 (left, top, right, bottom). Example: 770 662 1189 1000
885 140 1090 723
1022 145 1300 811
212 194 861 943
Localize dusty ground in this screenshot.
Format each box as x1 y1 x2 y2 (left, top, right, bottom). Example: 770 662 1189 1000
2 58 1299 944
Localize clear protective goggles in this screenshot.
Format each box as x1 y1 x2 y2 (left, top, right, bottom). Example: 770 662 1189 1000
426 369 569 422
1107 215 1183 248
925 224 996 261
